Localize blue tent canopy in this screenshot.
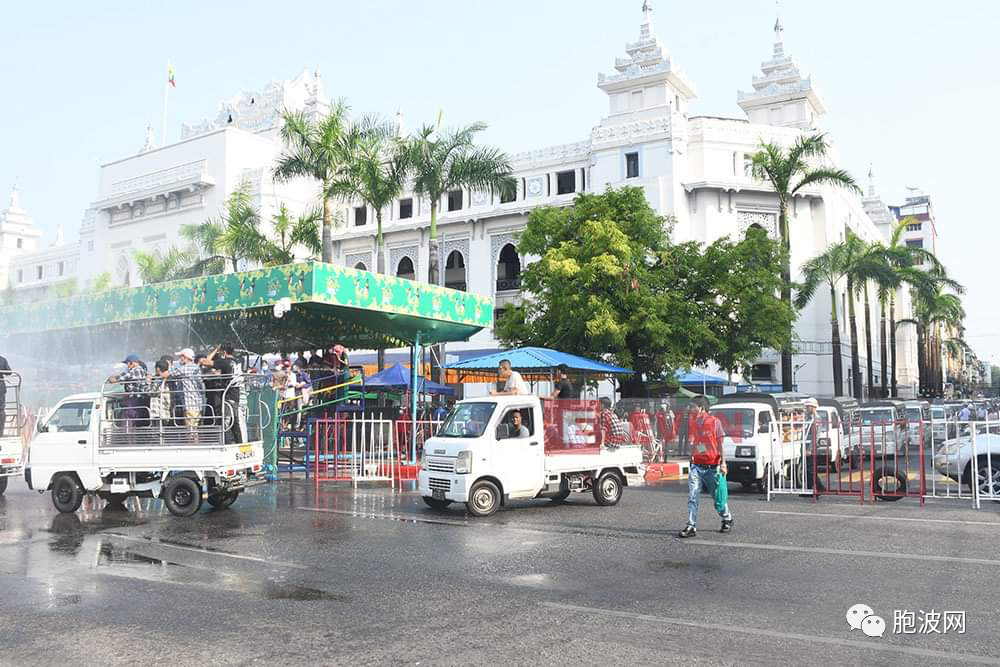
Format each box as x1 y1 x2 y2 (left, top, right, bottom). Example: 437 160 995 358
676 370 729 386
365 362 455 396
443 346 633 378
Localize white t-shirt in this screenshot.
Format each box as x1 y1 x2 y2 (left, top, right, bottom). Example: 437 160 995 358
504 370 529 395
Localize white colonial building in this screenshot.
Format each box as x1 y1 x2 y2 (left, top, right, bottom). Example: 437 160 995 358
6 6 923 398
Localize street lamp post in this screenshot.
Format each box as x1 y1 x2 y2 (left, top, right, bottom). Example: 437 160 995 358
793 362 807 391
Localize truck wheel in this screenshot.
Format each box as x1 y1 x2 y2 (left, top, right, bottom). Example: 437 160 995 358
593 472 623 506
162 476 203 517
52 474 83 513
207 491 239 510
465 480 501 517
872 466 906 501
551 490 571 502
422 496 452 510
0 475 7 496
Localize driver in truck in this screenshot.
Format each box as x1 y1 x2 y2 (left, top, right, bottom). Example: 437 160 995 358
507 410 530 438
679 396 733 538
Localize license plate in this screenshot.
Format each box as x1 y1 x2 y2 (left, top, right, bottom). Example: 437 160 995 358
239 445 252 454
432 489 446 501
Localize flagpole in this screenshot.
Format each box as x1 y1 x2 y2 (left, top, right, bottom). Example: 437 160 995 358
161 61 170 146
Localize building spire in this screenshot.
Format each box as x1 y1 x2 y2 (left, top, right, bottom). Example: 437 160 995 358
772 0 785 58
8 182 19 209
640 0 654 37
867 164 875 196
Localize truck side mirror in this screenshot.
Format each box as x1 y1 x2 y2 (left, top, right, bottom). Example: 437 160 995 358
37 421 48 433
496 424 511 440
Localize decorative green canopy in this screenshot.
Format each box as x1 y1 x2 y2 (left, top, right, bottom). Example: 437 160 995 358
0 262 492 359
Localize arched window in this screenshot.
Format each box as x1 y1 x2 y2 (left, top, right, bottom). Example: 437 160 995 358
496 244 521 292
354 262 367 272
396 256 415 281
444 250 467 291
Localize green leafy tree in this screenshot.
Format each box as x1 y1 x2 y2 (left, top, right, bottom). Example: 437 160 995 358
273 102 352 262
181 185 264 274
690 230 793 379
496 187 789 396
750 133 860 390
900 284 965 397
53 280 77 298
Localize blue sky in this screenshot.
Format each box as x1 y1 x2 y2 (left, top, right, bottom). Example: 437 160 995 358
3 1 999 362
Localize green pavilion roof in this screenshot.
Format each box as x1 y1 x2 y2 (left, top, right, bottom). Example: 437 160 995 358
0 262 492 359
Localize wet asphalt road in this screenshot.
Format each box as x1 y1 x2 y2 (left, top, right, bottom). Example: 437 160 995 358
1 477 999 666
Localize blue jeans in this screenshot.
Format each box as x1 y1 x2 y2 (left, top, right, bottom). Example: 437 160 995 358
687 464 732 528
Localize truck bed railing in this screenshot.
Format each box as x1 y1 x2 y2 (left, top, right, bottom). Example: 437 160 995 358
1 371 24 437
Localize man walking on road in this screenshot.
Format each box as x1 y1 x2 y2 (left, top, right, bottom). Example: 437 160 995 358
679 396 732 538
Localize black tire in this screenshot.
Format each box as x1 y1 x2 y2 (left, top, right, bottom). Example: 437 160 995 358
872 466 907 501
422 496 452 510
551 489 571 502
0 475 7 496
162 476 203 517
51 474 83 513
465 480 501 517
967 456 1000 499
207 491 239 510
593 471 623 506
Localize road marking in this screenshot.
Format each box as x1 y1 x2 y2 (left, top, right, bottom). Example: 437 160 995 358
103 533 307 569
682 539 1000 566
541 602 1000 665
297 506 476 527
757 509 1000 527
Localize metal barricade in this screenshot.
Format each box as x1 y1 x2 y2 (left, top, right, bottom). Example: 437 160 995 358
765 419 817 499
925 414 1000 509
312 417 398 488
1 371 25 439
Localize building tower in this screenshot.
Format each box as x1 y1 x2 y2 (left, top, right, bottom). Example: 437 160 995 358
738 15 826 129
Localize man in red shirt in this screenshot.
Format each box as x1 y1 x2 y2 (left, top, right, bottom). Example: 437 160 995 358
679 396 733 538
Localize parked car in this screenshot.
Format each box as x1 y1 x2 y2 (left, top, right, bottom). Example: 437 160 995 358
902 400 931 447
933 433 1000 498
816 397 858 470
852 401 909 456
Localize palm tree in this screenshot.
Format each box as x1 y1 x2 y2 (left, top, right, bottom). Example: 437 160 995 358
851 243 897 398
273 102 352 262
336 117 409 276
181 185 266 274
266 203 322 266
795 240 852 396
133 246 198 284
406 120 516 286
750 133 860 390
900 285 965 397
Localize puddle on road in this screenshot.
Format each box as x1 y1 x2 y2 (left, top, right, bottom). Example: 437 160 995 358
260 581 350 601
645 559 691 572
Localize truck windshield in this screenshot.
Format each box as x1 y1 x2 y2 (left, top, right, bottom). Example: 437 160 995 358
905 408 922 421
709 408 755 437
859 409 893 425
438 402 497 438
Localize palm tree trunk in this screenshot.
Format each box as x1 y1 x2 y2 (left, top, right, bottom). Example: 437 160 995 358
427 200 444 385
376 210 386 372
829 284 844 397
890 293 898 397
321 196 333 263
879 298 888 398
779 205 793 391
847 279 862 399
863 283 874 398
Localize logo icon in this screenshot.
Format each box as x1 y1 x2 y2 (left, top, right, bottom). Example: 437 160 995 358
846 603 874 631
862 615 886 638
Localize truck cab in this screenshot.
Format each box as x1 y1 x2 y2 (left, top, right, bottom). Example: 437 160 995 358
710 392 810 492
853 400 909 456
417 395 643 516
816 397 858 471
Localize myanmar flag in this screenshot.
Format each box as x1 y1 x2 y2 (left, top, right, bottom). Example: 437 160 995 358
168 64 176 88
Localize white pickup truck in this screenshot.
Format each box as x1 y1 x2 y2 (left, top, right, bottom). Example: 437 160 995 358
25 391 263 517
0 371 25 497
417 395 644 516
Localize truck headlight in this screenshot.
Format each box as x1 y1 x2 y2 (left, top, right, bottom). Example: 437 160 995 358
736 446 755 458
455 450 473 474
818 437 831 448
